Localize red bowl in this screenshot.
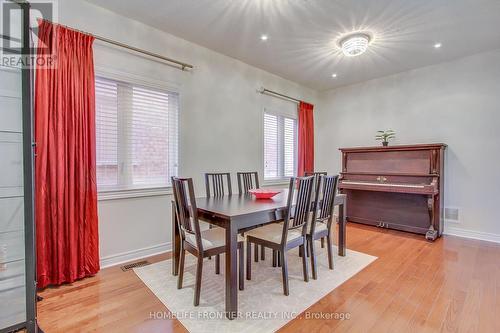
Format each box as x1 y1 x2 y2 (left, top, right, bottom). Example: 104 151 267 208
248 189 281 199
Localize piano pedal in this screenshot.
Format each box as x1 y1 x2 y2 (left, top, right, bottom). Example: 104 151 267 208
425 229 438 241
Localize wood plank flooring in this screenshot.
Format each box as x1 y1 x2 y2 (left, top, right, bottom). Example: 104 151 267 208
37 224 500 333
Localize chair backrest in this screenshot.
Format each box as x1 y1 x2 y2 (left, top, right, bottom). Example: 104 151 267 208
171 177 203 251
305 171 327 194
205 172 232 197
281 176 315 244
304 171 328 177
311 175 339 234
237 172 260 194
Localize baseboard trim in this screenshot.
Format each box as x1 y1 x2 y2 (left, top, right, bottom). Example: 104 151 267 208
444 226 500 244
100 242 172 269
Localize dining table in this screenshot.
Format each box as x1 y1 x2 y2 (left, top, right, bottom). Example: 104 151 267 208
170 190 347 320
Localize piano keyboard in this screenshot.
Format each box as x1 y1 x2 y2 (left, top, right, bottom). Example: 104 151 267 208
341 181 426 188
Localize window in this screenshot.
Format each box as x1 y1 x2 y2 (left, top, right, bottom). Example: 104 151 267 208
264 112 297 180
95 76 179 192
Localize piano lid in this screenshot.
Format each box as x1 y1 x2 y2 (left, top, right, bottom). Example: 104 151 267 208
339 143 447 153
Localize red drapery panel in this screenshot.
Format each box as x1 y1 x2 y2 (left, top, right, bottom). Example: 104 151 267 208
35 21 99 289
297 101 314 176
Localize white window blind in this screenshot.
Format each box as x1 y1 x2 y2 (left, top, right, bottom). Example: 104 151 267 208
264 112 297 180
95 76 179 191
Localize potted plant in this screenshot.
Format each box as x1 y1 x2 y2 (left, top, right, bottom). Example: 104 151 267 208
375 130 395 146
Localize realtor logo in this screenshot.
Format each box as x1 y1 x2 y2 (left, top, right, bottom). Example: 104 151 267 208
1 0 58 68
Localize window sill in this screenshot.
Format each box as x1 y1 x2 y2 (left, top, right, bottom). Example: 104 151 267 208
98 187 173 201
262 179 291 187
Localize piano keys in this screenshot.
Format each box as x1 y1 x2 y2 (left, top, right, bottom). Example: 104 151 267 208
339 144 446 241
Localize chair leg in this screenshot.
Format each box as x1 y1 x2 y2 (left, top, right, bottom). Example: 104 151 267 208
215 254 220 274
321 237 325 248
309 238 318 280
208 226 213 260
327 234 334 270
254 243 259 262
300 243 309 282
194 256 203 306
280 251 289 296
272 249 277 267
261 245 265 261
306 242 310 257
246 241 252 280
239 244 244 290
299 246 303 257
277 251 282 267
177 246 186 289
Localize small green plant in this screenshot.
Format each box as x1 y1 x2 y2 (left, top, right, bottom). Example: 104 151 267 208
375 130 395 146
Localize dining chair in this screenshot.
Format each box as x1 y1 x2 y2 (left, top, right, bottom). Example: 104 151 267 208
304 171 327 190
245 176 315 296
172 177 245 306
204 172 233 269
305 171 328 248
236 171 266 261
307 175 339 280
236 171 260 194
205 172 232 197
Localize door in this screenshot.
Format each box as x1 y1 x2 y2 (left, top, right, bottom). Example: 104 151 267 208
0 1 36 332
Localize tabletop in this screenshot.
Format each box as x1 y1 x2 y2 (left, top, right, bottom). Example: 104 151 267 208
195 190 346 218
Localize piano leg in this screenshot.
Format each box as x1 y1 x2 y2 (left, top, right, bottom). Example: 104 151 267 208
426 196 438 241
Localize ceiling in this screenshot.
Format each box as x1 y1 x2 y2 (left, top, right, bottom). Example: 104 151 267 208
86 0 500 91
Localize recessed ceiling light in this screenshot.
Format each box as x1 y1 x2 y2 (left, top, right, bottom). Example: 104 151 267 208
434 42 442 48
331 73 337 78
340 33 371 57
260 34 268 41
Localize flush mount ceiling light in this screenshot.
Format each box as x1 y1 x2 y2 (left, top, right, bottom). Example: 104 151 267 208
339 33 371 57
260 34 268 41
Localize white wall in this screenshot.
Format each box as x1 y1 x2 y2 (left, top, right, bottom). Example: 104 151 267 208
316 49 500 242
58 0 317 267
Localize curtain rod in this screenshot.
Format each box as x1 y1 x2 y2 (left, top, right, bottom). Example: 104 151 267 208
258 87 310 105
40 20 194 71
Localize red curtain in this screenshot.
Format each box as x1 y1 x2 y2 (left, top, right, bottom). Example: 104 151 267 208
35 21 99 289
297 101 314 176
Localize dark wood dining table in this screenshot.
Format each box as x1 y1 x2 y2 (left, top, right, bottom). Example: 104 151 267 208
170 190 347 320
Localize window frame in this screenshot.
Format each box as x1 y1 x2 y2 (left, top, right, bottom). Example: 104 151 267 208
94 67 180 200
262 108 298 183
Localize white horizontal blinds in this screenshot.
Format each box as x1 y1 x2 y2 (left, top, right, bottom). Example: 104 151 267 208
264 111 297 180
95 77 118 187
283 117 297 177
264 113 279 178
95 76 179 191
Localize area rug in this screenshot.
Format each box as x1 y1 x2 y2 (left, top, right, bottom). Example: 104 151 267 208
134 243 376 333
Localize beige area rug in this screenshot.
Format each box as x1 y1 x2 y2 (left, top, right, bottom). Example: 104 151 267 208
134 243 377 333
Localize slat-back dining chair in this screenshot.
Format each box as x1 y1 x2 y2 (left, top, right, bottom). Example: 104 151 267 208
305 171 327 190
246 176 315 296
204 172 233 272
236 171 266 261
205 172 232 197
305 171 328 248
237 171 259 194
307 175 339 280
172 177 245 306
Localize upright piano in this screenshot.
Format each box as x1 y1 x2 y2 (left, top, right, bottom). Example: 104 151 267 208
339 144 446 241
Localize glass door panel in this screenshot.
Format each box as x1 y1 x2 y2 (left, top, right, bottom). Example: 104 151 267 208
0 53 27 331
0 1 32 331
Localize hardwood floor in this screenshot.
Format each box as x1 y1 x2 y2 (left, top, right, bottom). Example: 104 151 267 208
37 224 500 333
